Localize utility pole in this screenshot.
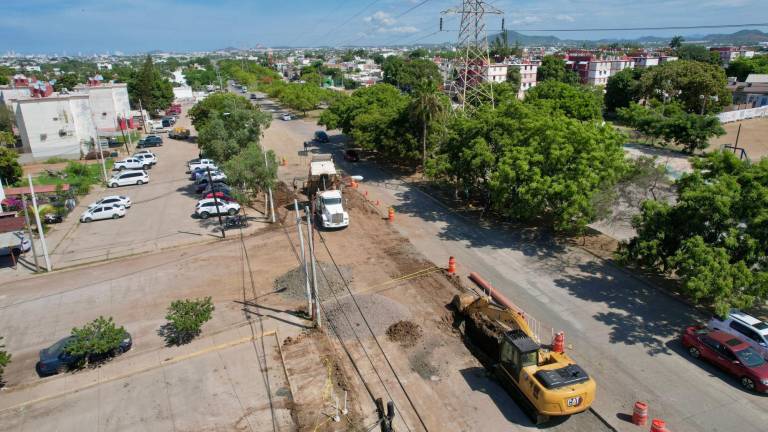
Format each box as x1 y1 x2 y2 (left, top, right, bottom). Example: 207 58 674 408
442 0 503 110
138 99 148 133
305 205 320 329
206 166 225 238
116 116 130 154
27 175 51 272
264 151 275 223
93 136 108 183
21 195 40 272
294 200 313 320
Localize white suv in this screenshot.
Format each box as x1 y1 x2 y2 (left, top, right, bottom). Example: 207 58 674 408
109 170 149 188
89 195 132 209
708 310 768 359
80 205 126 223
188 159 217 172
133 152 157 165
114 157 150 171
195 198 240 219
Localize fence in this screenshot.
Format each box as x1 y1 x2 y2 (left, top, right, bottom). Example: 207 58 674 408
717 106 768 123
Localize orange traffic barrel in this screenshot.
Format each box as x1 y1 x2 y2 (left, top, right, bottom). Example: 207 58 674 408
650 419 667 432
552 332 565 353
388 207 395 222
632 401 648 426
448 256 456 274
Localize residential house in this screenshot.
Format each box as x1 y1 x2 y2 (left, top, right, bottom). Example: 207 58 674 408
730 74 768 107
15 94 97 160
711 47 755 66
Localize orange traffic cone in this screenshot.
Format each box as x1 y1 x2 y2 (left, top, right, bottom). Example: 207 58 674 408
448 256 456 274
650 419 667 432
388 207 395 222
632 402 648 426
552 332 565 353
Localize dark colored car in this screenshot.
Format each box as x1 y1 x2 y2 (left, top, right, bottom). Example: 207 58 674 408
195 179 227 194
314 130 329 143
682 326 768 392
201 183 231 196
137 135 163 148
36 333 133 376
344 149 360 162
44 213 63 224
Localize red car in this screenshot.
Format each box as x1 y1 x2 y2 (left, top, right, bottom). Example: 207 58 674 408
682 326 768 392
203 191 236 202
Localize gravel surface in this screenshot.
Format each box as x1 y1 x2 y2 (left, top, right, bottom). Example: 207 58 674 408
275 261 351 301
323 293 410 339
386 320 423 348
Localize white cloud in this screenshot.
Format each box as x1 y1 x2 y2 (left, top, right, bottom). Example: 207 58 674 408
555 14 575 22
511 15 542 25
364 11 396 26
378 26 419 34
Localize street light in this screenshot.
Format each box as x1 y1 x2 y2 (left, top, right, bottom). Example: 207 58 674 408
700 94 719 115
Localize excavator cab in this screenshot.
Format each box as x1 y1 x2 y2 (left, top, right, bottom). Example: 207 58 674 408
500 330 539 379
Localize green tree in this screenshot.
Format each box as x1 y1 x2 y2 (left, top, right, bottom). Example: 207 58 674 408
382 57 441 92
64 317 129 364
0 103 13 133
164 297 215 345
675 45 721 65
639 59 732 113
618 102 724 153
604 68 644 112
128 55 174 114
221 144 277 199
302 71 323 86
0 336 10 383
53 73 81 92
409 84 448 167
408 48 428 59
725 55 768 81
0 147 22 185
524 80 604 121
0 66 14 85
506 67 521 92
490 31 512 58
669 35 685 49
0 131 14 148
536 55 575 83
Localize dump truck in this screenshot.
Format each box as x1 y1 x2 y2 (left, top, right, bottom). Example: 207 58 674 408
453 277 596 424
295 154 349 229
305 154 340 197
168 127 190 140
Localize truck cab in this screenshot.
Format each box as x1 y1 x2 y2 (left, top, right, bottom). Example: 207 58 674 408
315 190 349 229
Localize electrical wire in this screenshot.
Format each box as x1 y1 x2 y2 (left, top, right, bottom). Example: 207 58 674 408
393 0 433 19
446 22 768 33
316 0 383 46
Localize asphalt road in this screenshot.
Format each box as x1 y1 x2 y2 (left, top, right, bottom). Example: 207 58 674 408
259 105 768 432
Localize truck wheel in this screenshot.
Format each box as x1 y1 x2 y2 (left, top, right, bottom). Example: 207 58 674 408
118 166 125 171
688 346 701 358
142 165 149 170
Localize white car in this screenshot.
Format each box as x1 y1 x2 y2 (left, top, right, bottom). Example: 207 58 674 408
114 157 150 171
708 310 768 359
281 114 293 121
195 198 241 219
195 171 227 183
80 205 126 223
88 195 131 210
108 170 149 188
188 159 217 172
0 231 31 256
133 152 157 165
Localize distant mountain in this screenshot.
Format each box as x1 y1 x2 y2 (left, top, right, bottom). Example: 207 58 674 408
491 29 768 47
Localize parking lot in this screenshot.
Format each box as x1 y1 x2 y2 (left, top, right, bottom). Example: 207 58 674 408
3 107 266 275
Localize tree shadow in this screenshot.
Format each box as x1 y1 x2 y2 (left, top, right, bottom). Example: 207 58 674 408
553 261 703 356
157 322 199 347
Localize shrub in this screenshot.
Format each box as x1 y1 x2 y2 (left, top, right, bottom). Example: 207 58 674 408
65 317 129 364
164 297 215 345
0 336 10 383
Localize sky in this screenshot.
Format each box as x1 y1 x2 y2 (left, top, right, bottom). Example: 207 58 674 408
1 0 767 54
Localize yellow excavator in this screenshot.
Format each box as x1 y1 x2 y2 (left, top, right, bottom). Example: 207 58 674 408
453 273 597 424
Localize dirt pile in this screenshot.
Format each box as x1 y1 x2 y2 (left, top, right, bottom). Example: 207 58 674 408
274 262 351 301
386 320 423 348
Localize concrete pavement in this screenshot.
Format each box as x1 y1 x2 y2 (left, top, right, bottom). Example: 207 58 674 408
259 113 768 432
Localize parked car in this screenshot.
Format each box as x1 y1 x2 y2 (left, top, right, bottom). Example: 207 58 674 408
36 333 132 376
188 159 217 172
114 157 150 171
133 152 157 165
0 231 31 256
88 195 131 210
44 213 63 224
195 171 226 183
84 149 111 160
201 183 232 196
682 326 768 392
203 191 237 202
281 113 293 121
195 198 241 219
108 170 149 188
137 135 163 148
709 310 768 360
80 204 126 223
314 130 329 143
195 178 227 193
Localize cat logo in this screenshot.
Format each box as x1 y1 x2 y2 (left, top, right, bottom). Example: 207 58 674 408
566 396 582 407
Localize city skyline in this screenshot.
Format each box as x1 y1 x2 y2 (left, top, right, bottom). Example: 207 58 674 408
1 0 767 54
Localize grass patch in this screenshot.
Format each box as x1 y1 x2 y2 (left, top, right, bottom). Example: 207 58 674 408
43 156 69 164
33 161 114 195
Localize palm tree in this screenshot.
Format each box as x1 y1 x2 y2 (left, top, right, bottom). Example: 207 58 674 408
410 83 447 169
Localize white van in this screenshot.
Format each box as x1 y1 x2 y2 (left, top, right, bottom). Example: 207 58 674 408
109 170 149 188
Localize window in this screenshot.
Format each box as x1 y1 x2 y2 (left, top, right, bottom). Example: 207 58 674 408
730 321 758 341
93 208 102 213
40 133 47 141
701 336 720 351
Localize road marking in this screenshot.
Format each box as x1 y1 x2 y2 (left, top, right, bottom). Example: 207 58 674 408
0 330 276 414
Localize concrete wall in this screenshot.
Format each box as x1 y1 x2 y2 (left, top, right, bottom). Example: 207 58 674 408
15 95 96 160
75 84 131 131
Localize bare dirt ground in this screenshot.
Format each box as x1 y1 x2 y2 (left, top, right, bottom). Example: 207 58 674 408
711 117 768 161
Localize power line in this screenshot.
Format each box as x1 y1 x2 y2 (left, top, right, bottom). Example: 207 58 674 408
393 0 433 19
446 22 768 33
316 0 383 46
334 0 437 49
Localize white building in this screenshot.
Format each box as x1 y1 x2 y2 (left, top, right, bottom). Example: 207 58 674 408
631 56 660 68
73 83 131 132
587 60 612 86
15 94 97 160
487 64 508 83
97 62 113 71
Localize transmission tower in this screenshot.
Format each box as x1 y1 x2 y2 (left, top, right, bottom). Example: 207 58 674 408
443 1 503 110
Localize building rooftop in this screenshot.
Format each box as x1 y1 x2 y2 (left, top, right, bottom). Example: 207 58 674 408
746 74 768 84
